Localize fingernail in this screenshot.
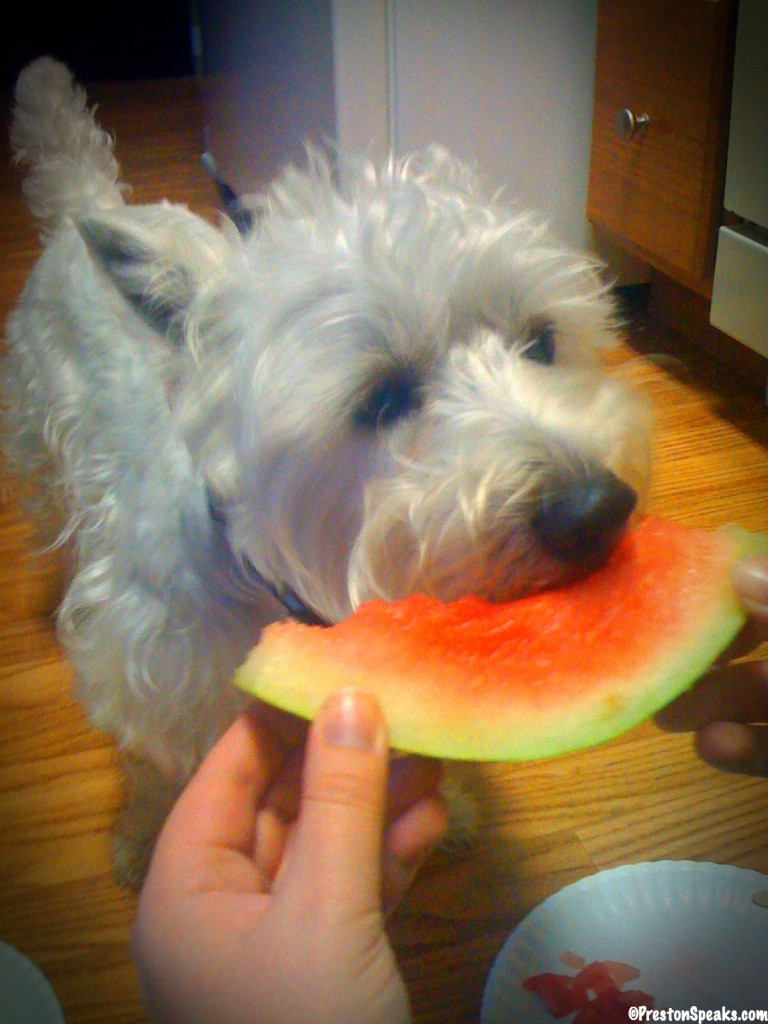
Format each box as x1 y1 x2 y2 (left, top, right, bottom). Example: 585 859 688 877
321 690 384 752
732 559 768 611
696 722 756 774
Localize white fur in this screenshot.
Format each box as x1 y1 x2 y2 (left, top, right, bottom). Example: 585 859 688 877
2 59 651 880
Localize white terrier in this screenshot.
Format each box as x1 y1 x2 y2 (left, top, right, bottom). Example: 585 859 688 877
2 58 650 883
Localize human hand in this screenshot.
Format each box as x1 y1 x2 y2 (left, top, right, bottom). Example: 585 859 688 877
131 691 448 1024
655 559 768 776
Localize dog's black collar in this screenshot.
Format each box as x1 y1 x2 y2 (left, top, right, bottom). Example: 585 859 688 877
206 486 330 627
248 568 332 627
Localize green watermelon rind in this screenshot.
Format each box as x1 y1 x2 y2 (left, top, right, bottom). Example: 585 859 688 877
235 524 768 762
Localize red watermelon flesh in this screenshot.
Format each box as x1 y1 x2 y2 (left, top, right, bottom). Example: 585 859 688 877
234 516 768 762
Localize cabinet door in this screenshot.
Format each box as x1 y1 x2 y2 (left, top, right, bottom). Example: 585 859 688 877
587 0 736 293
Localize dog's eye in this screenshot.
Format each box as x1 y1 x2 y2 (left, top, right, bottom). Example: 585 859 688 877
522 323 557 365
354 371 423 429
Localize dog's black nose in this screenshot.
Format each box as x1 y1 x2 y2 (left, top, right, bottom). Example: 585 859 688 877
533 469 637 565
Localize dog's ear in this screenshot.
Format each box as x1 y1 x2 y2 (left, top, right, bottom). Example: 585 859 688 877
77 213 217 342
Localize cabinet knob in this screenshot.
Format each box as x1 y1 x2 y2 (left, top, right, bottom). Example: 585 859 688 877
615 109 650 140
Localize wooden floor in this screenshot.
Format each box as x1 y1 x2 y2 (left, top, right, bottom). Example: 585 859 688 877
0 78 767 1024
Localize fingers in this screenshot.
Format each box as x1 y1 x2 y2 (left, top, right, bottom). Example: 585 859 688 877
695 722 768 777
386 754 445 821
253 805 292 887
149 690 444 921
381 792 448 916
732 559 768 621
166 698 308 856
255 738 445 892
380 757 448 914
262 749 445 828
277 690 389 919
257 784 448 916
711 556 768 664
655 663 768 732
248 699 310 753
151 712 285 891
655 557 768 736
655 557 768 779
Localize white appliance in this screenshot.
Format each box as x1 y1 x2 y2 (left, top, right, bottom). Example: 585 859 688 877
710 0 768 371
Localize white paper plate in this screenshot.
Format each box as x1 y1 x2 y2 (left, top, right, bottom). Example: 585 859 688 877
0 942 65 1024
481 861 768 1023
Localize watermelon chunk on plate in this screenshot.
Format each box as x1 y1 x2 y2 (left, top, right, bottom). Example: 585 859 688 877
234 516 767 762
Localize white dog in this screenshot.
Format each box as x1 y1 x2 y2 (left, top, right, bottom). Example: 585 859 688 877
2 58 650 884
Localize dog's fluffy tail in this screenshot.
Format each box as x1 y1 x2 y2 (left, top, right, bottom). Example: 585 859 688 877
11 57 127 235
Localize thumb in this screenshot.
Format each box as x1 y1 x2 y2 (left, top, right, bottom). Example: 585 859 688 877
280 690 389 919
732 559 768 620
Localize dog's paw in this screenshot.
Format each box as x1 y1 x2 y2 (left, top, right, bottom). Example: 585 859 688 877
112 759 180 889
438 768 480 857
112 828 155 890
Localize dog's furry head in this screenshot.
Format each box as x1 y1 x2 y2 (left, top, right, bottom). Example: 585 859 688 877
77 150 649 622
2 57 655 818
8 58 650 633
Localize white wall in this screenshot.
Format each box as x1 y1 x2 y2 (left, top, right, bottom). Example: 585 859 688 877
334 0 601 251
200 0 337 190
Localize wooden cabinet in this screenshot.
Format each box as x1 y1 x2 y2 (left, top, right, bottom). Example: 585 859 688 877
587 0 737 295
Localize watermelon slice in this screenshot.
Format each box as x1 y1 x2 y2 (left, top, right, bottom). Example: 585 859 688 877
234 517 768 762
